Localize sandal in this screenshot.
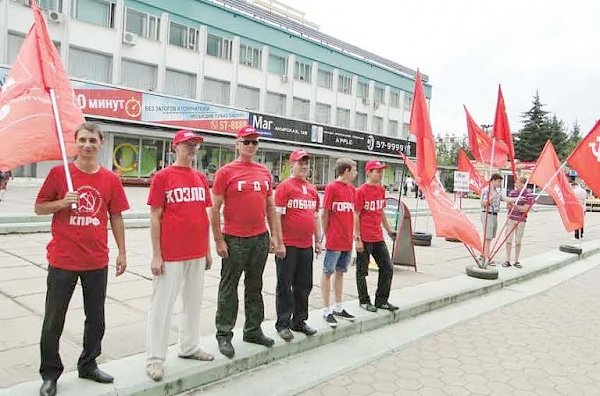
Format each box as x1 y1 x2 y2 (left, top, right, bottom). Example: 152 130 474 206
502 261 512 267
514 262 522 269
179 349 215 361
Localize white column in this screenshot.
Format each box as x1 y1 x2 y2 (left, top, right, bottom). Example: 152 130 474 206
309 61 318 121
156 12 169 92
259 45 269 112
112 0 126 84
230 36 240 106
285 54 295 117
196 25 208 99
367 81 375 132
383 86 390 136
350 75 357 128
331 68 339 125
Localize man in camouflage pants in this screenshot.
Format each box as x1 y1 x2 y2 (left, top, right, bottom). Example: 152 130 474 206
211 126 283 358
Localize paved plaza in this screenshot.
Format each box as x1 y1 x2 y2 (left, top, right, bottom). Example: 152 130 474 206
303 264 600 396
0 182 597 388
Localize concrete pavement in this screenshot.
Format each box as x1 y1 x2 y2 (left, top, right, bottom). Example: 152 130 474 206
0 179 597 393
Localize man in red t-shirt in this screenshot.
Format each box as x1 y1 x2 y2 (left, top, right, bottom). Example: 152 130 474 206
354 161 399 313
211 126 283 358
321 158 357 327
145 130 214 381
274 149 322 341
35 123 129 396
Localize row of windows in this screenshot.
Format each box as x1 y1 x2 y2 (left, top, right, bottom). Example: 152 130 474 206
6 32 411 136
11 0 414 108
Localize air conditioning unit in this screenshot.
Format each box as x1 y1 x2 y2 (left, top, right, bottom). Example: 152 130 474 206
123 32 138 46
47 10 64 23
361 97 369 105
281 74 288 83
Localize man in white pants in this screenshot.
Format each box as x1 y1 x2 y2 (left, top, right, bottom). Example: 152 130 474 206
146 130 214 381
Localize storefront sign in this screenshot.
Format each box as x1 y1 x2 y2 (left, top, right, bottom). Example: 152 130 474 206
249 112 415 158
453 171 470 192
0 66 248 134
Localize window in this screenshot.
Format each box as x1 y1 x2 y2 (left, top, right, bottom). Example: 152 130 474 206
202 78 230 105
38 0 62 11
165 69 196 98
404 94 413 111
316 103 331 124
357 81 368 99
338 74 352 95
336 108 350 128
239 44 262 69
68 47 112 83
388 120 399 137
125 8 160 41
72 0 115 28
294 60 311 83
355 112 367 131
390 90 400 108
266 91 286 115
317 68 332 89
169 22 199 51
236 85 260 111
121 59 157 90
292 97 310 120
402 122 410 136
206 34 233 61
374 86 385 104
268 54 287 76
372 116 383 133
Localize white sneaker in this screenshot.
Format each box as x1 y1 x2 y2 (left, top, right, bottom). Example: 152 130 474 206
146 362 164 382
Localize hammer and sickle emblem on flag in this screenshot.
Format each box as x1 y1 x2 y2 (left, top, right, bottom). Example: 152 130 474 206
590 137 600 162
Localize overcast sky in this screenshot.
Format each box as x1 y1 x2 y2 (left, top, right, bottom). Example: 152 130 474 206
281 0 599 137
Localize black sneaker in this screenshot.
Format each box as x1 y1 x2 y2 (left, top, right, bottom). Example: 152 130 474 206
375 302 399 311
243 333 275 348
324 313 338 327
333 309 355 322
218 339 235 358
291 322 317 336
278 328 294 341
360 303 377 312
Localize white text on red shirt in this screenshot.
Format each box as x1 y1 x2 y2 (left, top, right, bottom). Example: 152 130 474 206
363 199 386 211
165 187 207 203
287 199 317 210
332 202 354 212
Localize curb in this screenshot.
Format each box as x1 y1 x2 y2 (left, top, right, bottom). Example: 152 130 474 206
3 240 599 396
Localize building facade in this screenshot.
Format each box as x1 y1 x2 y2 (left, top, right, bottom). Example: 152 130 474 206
0 0 431 187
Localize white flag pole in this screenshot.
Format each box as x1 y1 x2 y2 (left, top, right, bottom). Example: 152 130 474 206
49 88 76 209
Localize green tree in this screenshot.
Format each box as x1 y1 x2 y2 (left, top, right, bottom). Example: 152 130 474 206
562 120 582 159
514 92 569 161
436 140 463 166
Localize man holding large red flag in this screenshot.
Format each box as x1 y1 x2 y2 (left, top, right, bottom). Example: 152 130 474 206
0 1 83 172
567 120 600 199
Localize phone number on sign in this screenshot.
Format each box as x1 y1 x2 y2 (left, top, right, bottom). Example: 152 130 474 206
375 141 403 152
210 120 248 131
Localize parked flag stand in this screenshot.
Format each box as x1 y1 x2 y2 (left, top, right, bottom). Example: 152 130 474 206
392 201 417 271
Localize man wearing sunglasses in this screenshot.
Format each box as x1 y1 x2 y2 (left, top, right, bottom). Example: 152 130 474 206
211 126 283 358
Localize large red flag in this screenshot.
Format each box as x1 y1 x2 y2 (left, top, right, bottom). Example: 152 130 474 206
408 70 437 184
529 141 584 232
0 2 84 172
567 120 600 198
404 155 482 253
457 149 487 195
464 105 508 168
492 85 518 179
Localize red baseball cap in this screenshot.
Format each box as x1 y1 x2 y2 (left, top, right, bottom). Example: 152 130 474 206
173 129 203 145
289 149 310 162
365 160 387 172
237 126 260 139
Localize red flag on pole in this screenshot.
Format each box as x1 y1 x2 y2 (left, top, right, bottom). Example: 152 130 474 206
492 85 518 180
567 120 600 198
408 70 437 185
403 154 482 253
464 105 508 168
529 141 584 232
0 1 84 171
457 149 487 195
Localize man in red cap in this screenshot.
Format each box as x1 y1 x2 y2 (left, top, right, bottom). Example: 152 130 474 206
273 149 322 341
354 161 399 312
211 126 283 358
321 157 357 327
145 130 214 381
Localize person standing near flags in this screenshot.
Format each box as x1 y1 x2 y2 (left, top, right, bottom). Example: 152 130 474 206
354 161 399 313
502 177 534 269
321 158 357 327
571 181 588 240
274 149 322 341
145 130 214 382
35 123 129 396
480 173 504 263
212 126 283 358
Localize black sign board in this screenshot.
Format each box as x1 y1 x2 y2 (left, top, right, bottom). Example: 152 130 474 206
248 113 415 158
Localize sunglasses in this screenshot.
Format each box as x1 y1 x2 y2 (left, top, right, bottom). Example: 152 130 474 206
241 140 259 146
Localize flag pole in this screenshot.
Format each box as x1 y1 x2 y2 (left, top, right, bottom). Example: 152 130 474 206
49 88 76 209
481 137 496 261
